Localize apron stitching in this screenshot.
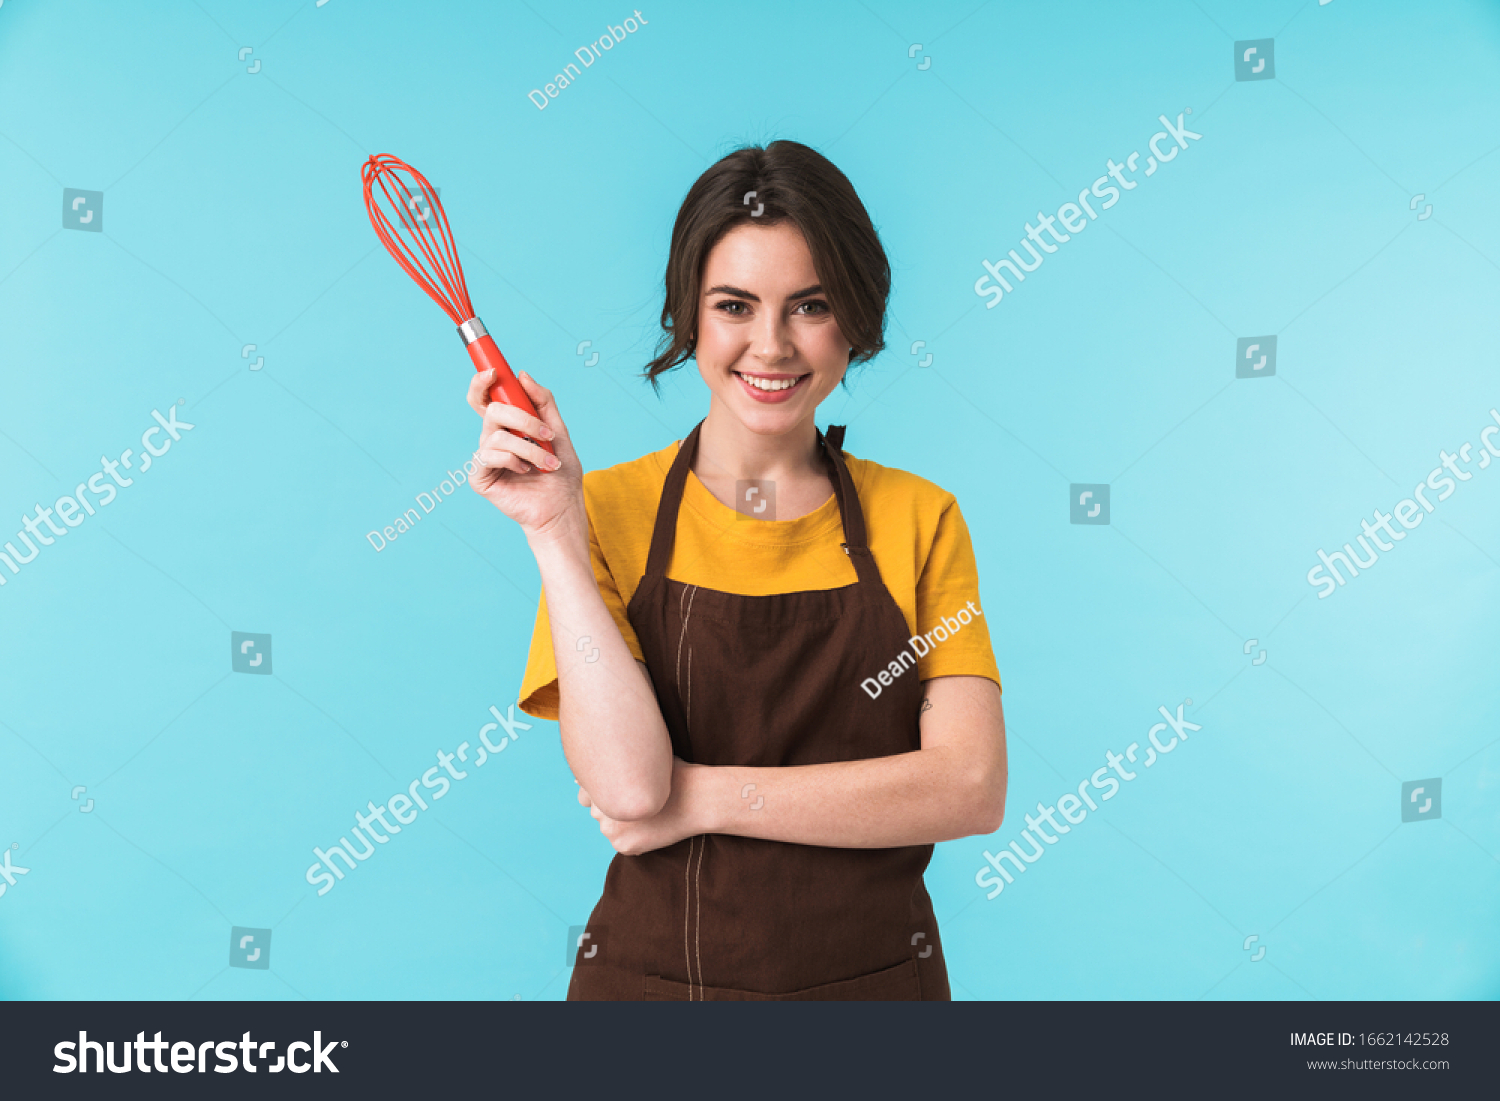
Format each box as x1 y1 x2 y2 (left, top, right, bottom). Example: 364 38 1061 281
696 834 708 1002
676 584 701 1001
683 834 696 1000
675 585 697 690
676 583 706 999
675 585 698 738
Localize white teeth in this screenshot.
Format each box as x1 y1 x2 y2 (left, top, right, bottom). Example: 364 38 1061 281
738 372 800 392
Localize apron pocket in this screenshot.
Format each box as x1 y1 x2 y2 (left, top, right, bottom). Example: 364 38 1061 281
643 958 923 1001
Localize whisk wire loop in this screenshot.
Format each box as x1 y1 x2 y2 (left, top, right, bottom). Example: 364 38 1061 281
361 154 475 326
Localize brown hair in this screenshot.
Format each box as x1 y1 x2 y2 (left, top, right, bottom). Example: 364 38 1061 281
642 140 890 389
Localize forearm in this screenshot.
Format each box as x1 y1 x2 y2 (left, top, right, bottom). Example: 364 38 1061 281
686 745 1002 849
529 515 672 820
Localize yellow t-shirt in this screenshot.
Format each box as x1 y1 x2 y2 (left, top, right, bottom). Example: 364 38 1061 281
517 437 1001 721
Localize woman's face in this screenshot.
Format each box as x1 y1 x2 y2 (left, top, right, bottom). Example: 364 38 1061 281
695 221 850 436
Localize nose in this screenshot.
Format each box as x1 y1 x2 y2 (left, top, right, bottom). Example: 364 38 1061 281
751 308 795 366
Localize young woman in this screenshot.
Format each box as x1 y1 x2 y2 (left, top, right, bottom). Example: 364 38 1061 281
467 140 1006 1001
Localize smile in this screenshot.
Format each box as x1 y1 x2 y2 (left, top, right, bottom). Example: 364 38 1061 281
733 370 811 402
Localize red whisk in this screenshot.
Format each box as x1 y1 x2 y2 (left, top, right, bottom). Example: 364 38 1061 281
361 154 554 457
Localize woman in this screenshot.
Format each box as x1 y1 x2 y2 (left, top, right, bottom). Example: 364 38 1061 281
467 140 1006 1000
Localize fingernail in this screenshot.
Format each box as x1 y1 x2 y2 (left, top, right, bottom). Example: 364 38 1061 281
546 455 560 470
541 426 555 440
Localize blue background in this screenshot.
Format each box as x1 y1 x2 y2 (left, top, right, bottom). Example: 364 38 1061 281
1 0 1497 1001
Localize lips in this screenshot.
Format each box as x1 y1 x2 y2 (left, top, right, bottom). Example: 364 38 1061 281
733 370 810 403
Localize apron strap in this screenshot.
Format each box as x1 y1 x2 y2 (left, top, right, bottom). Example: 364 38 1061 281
641 420 881 588
819 424 880 587
642 420 705 581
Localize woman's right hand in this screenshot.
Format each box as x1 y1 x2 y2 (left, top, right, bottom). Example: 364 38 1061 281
466 368 584 541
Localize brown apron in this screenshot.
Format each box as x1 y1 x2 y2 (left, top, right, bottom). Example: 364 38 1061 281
566 421 950 1000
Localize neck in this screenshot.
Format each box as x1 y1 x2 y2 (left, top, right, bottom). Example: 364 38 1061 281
695 397 823 483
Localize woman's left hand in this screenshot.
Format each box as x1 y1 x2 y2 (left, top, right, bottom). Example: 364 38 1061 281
578 758 704 855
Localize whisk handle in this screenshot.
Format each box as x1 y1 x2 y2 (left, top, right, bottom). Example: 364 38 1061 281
465 330 556 458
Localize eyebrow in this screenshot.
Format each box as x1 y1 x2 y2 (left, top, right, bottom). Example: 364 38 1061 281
706 284 822 303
